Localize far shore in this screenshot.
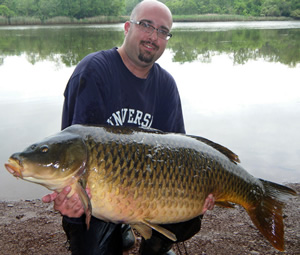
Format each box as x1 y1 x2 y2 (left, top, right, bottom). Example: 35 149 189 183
0 14 296 26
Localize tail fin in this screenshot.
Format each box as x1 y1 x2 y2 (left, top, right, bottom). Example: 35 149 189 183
246 180 297 251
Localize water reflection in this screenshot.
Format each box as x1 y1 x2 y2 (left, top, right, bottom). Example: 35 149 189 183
158 51 300 187
0 22 299 200
0 24 125 67
170 22 300 66
1 21 300 67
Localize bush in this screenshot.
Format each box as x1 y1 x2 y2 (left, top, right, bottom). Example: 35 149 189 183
291 9 300 19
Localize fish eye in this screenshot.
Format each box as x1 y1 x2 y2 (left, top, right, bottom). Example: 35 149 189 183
40 145 49 153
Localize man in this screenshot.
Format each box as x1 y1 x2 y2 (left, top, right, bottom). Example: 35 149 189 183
42 1 214 254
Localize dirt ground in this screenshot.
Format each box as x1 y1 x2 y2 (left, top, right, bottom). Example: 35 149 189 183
0 183 299 255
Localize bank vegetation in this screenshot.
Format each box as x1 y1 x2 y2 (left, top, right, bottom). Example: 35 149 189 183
0 0 299 25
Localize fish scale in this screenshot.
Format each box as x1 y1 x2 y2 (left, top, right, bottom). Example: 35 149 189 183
88 135 213 222
5 124 297 251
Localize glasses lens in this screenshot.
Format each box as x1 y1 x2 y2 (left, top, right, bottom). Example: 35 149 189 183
137 21 171 40
158 31 171 40
139 22 153 33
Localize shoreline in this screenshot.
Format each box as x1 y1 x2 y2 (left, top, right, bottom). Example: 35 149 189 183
1 183 299 254
0 14 295 26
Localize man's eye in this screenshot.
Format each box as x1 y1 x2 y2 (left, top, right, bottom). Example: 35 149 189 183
141 22 150 28
159 30 168 36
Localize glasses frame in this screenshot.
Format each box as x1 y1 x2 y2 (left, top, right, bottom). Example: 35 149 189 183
130 20 172 41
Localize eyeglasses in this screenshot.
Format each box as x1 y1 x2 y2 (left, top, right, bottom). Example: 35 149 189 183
130 20 172 41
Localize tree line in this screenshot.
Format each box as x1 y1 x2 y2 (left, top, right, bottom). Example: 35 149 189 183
164 0 300 18
0 0 299 21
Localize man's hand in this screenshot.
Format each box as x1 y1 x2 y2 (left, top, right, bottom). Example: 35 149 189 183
42 186 89 218
201 194 215 215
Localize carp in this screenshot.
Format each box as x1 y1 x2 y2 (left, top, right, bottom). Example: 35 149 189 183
5 124 296 251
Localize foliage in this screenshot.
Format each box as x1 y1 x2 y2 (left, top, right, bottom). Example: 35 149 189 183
0 0 299 21
124 0 139 15
291 9 300 19
163 0 297 17
0 0 125 20
0 4 14 18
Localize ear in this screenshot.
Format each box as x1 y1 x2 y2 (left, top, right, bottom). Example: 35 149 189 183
124 21 131 35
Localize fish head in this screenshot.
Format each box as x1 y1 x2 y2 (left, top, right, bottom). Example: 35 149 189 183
5 131 87 190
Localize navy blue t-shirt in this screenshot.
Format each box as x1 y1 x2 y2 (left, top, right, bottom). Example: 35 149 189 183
62 48 185 133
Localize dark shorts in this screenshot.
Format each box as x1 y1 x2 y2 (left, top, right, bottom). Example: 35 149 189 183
63 216 123 255
63 215 203 255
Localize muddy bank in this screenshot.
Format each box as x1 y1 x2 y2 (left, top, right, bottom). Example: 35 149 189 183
0 183 299 255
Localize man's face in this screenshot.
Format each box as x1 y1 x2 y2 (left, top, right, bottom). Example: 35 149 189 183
124 3 172 68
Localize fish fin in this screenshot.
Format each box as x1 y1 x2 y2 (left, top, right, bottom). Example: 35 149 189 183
131 224 152 240
188 135 240 164
72 182 92 229
246 180 296 251
215 201 235 208
141 219 177 242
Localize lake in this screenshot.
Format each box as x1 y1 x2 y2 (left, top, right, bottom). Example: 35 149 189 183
0 21 299 200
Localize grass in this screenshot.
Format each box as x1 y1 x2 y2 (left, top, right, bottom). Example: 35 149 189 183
172 14 293 22
0 14 293 26
79 16 128 24
9 16 41 25
0 15 127 26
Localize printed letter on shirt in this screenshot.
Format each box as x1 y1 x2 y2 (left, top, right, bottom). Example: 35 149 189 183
107 108 153 128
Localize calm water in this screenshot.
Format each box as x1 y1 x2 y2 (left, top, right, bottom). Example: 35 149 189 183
0 21 300 200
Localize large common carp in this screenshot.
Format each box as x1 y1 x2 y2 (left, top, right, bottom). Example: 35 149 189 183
5 125 296 251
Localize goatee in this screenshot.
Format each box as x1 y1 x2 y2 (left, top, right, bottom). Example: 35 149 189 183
138 53 153 63
138 41 158 63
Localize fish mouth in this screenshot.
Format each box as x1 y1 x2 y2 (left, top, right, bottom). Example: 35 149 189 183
5 159 23 178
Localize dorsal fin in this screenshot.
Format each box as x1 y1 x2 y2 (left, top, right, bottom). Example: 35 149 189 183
188 135 240 164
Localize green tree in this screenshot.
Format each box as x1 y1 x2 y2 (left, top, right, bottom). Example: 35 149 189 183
1 0 300 19
166 0 198 15
37 0 60 20
261 0 280 16
0 4 14 18
291 8 300 19
234 0 248 15
124 0 139 15
58 0 80 17
77 0 92 18
261 0 291 17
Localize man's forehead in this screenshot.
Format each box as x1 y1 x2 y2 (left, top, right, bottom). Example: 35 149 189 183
134 2 172 29
136 13 172 30
139 19 170 31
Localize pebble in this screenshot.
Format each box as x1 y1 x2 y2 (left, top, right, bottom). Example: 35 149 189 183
249 251 260 255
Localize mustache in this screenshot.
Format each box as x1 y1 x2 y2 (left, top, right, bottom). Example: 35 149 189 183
141 40 159 50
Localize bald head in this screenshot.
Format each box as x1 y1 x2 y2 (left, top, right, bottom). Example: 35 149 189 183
130 0 173 29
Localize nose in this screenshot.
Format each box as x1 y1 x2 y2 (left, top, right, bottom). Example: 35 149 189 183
149 30 158 41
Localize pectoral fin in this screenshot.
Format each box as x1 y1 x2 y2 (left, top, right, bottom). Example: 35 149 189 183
72 182 92 229
142 219 177 242
131 224 152 240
